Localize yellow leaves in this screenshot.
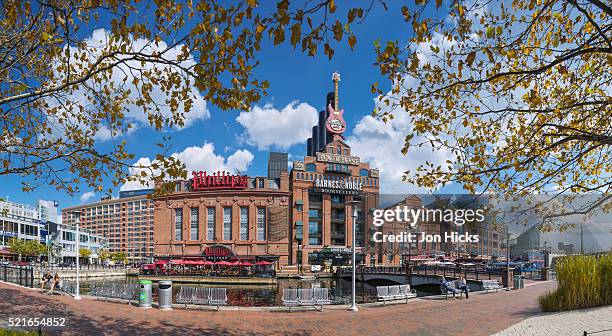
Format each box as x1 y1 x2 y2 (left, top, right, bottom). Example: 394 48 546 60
332 20 343 41
290 23 301 48
465 51 476 67
348 35 357 49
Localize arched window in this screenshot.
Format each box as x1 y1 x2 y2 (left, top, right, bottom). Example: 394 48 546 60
306 163 316 172
359 168 369 177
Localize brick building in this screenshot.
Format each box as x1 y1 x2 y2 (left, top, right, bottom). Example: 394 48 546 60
62 193 155 263
152 172 291 265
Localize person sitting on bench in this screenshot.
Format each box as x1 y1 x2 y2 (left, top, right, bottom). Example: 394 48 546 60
440 277 456 299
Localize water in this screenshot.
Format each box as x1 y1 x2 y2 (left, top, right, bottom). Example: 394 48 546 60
75 276 441 307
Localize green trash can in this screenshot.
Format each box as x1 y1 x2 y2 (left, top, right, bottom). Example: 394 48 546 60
513 275 521 290
138 280 152 308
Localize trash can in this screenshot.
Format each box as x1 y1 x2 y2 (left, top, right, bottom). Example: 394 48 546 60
158 280 172 310
138 280 152 308
513 275 521 290
519 276 525 289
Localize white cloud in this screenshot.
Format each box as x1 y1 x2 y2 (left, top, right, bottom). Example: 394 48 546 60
346 83 453 193
80 191 96 203
236 101 318 149
120 143 255 191
48 28 210 141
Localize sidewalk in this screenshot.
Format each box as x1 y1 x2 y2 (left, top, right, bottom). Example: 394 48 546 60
493 305 612 336
1 281 556 336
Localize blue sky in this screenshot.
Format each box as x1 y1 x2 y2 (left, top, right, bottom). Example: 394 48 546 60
1 1 464 210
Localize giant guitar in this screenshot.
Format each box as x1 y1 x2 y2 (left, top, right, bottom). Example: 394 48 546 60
326 72 346 135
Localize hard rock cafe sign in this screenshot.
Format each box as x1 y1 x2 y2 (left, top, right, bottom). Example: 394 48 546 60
326 72 346 135
191 171 248 191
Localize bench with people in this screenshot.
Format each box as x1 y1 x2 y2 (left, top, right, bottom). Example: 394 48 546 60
376 284 417 304
440 277 470 299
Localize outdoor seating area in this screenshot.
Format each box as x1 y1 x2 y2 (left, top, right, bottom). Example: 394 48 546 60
88 283 140 303
176 286 228 310
282 288 332 310
140 259 276 278
482 279 503 293
376 285 417 304
440 280 468 299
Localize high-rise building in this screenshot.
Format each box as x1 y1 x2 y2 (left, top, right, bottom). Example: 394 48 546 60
267 152 288 179
37 199 58 223
62 194 155 263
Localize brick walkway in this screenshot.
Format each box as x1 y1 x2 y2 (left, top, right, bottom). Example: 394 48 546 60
493 305 612 336
0 281 556 336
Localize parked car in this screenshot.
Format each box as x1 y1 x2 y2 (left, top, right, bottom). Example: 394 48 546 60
0 260 11 266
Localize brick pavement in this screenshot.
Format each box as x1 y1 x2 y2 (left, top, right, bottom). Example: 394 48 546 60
492 305 612 336
0 281 556 336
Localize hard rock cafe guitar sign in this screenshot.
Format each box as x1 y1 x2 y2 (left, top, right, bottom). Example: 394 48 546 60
326 72 346 135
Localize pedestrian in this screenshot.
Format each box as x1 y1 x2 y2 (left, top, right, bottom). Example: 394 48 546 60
49 273 62 295
459 277 469 299
440 277 456 299
40 271 52 291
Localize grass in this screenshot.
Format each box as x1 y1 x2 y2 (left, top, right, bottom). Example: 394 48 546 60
0 329 40 336
539 253 612 312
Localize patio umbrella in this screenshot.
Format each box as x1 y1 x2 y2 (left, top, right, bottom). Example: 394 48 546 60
170 259 184 265
154 260 168 265
255 261 273 266
228 261 240 266
216 260 232 266
203 260 215 266
239 261 253 267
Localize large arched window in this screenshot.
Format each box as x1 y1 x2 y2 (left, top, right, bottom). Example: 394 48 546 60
359 168 369 177
306 163 316 172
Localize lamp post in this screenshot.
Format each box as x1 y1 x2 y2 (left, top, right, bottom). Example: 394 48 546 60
71 210 82 300
346 199 360 312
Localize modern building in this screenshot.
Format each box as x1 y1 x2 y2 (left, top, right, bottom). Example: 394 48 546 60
61 190 155 263
512 226 541 258
267 152 288 179
36 200 59 223
43 221 106 264
153 171 291 265
0 199 45 259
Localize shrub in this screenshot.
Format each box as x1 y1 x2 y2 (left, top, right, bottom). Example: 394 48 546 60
539 253 611 312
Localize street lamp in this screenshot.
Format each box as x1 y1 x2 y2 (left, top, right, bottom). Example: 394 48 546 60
346 199 360 312
71 210 82 300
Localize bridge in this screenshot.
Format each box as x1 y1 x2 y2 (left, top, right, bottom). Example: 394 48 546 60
336 266 506 289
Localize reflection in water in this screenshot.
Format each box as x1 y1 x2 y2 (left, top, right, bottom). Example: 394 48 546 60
77 276 440 306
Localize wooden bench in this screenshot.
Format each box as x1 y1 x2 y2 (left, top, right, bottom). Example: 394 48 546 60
376 285 417 304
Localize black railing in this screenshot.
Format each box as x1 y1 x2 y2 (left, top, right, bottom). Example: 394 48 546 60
1 265 34 287
337 265 503 281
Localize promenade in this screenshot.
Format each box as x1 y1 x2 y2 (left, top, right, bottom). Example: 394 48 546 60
1 281 556 336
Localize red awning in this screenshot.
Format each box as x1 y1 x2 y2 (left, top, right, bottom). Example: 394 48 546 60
255 261 273 266
215 261 232 266
239 261 253 266
170 259 184 265
154 260 168 265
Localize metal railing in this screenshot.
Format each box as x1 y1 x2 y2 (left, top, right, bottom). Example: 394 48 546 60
1 265 34 287
336 265 504 281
